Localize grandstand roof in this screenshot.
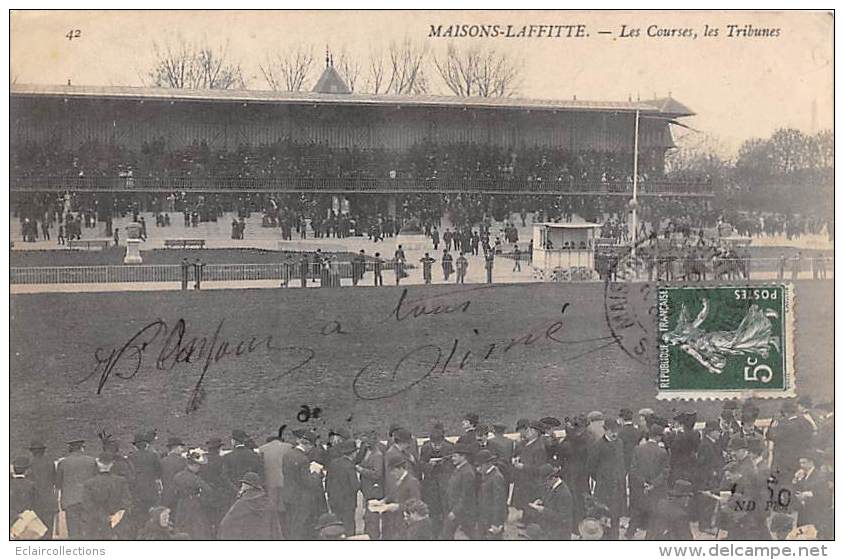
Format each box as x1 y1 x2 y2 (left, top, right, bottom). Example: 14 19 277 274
11 83 694 117
312 65 351 95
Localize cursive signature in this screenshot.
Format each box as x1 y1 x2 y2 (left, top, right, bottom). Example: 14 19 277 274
80 318 314 413
355 303 616 400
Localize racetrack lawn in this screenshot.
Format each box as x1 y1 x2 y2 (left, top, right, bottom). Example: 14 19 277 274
9 281 833 452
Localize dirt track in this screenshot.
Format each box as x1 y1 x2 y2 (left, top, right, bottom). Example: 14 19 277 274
9 280 833 451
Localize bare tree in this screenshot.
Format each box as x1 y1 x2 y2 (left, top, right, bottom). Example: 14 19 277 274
149 37 244 89
336 48 361 93
365 46 388 94
364 39 429 95
434 43 521 97
259 46 315 92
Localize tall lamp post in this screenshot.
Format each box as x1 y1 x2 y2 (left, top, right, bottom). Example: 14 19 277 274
630 109 640 259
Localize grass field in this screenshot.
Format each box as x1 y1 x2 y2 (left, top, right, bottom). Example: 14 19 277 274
9 280 833 451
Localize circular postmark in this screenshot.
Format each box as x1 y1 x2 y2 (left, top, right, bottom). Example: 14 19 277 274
603 245 659 369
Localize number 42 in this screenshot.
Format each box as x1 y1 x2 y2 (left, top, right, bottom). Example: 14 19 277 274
66 29 81 40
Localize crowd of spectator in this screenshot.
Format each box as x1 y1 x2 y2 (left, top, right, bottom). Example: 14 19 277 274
11 138 672 190
10 398 834 540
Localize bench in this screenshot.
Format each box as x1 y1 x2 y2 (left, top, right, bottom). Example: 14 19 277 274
163 239 206 249
67 239 112 251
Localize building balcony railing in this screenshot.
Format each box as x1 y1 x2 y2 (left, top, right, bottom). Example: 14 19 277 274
10 175 715 196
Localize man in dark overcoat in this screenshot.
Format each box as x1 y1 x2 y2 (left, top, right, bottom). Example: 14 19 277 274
27 440 57 539
419 422 454 536
442 442 478 540
56 439 97 539
325 439 360 535
81 452 131 540
281 429 324 539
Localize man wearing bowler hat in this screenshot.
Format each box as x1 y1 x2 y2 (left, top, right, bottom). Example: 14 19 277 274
56 438 97 539
126 432 162 538
476 449 508 539
419 422 455 536
355 430 385 540
282 429 323 539
767 399 814 483
325 439 360 535
159 436 187 510
587 419 625 540
694 420 724 533
442 442 478 539
27 440 57 539
530 464 574 540
512 420 548 521
485 424 514 484
381 454 422 540
223 429 263 490
384 428 419 497
627 425 669 539
218 471 282 540
200 436 235 533
669 410 699 486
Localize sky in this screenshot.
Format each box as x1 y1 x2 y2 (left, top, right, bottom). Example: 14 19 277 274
10 10 833 156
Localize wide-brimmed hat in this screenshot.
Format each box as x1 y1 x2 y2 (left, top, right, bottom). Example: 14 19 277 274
239 471 263 490
66 438 85 447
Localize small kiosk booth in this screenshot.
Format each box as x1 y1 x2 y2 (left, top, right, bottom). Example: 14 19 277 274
532 221 603 277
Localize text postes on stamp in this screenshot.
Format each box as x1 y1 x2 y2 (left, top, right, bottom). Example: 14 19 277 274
657 284 795 400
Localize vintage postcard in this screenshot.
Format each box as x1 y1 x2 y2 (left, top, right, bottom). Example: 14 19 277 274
7 9 834 545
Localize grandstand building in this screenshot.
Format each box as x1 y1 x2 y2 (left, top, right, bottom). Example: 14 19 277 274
11 61 704 201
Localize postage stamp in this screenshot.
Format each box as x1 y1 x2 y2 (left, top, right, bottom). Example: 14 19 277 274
656 284 795 400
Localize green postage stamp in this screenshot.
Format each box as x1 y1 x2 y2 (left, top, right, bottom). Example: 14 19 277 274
657 284 795 400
